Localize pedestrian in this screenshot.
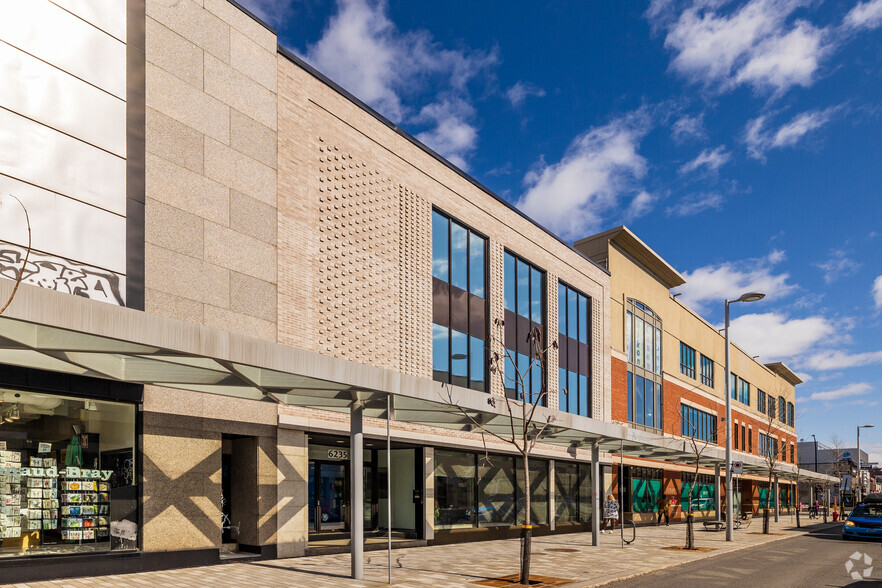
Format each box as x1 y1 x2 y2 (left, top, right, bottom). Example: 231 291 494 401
656 494 671 526
603 494 619 534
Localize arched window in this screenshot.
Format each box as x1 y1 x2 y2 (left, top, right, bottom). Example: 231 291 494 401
625 299 663 430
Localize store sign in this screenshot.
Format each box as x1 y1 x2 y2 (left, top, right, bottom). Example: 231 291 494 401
0 466 113 480
327 449 349 460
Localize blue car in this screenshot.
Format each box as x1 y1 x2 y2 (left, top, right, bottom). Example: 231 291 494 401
843 497 882 540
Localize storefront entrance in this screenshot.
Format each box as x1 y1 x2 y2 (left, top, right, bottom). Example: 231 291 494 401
308 461 348 533
306 435 420 546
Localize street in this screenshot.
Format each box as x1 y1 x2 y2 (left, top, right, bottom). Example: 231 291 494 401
605 524 882 587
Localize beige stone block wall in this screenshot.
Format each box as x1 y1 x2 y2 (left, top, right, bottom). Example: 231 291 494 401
277 428 308 558
144 0 278 342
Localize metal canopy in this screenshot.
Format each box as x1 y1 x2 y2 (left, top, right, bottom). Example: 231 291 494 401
0 282 838 485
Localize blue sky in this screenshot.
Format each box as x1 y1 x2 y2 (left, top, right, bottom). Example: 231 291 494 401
240 0 882 464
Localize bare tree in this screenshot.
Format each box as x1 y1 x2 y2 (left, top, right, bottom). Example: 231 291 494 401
665 402 716 549
758 401 784 534
441 318 558 586
828 434 851 518
0 194 31 315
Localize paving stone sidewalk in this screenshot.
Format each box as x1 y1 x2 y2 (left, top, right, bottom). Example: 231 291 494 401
6 518 838 588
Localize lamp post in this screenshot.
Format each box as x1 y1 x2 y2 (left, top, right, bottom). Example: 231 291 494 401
724 291 765 542
857 424 874 503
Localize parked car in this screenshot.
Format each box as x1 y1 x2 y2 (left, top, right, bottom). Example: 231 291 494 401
690 497 714 511
843 493 882 540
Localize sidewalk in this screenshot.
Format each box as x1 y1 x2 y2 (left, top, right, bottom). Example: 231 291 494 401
4 519 839 588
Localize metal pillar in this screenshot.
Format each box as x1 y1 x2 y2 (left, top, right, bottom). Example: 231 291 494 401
351 402 364 580
774 475 779 523
591 444 600 546
548 460 556 532
714 464 722 522
724 300 734 541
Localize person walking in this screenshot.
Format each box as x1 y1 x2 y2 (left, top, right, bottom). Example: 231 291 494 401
656 494 672 526
603 494 619 534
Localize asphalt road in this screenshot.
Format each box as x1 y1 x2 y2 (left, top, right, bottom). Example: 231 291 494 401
604 524 882 587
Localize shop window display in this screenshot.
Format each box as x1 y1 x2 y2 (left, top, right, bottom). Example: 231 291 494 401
0 389 137 557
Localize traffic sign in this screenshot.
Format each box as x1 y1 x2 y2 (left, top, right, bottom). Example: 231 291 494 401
732 461 744 474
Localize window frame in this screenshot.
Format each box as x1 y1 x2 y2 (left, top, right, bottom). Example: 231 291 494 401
503 250 547 404
431 209 489 392
558 280 592 418
625 299 663 431
699 354 714 387
680 342 696 379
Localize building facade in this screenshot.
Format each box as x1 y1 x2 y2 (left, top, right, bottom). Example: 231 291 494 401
0 1 832 583
575 228 801 523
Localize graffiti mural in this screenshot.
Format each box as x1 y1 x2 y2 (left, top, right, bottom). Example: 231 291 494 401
0 243 125 306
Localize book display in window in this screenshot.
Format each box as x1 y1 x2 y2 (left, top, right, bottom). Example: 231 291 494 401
60 479 110 542
0 450 23 539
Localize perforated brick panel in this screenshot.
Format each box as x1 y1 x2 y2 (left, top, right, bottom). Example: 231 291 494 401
399 184 432 378
315 143 400 368
546 273 559 410
489 240 506 399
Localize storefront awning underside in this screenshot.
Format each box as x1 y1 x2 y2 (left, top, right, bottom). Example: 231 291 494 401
0 282 836 485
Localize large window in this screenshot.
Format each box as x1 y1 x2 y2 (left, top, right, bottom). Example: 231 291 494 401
729 373 750 406
504 252 545 404
681 473 715 512
680 404 717 443
625 467 662 513
680 343 696 379
432 210 487 391
787 402 794 428
0 390 137 558
778 397 786 424
625 300 663 430
433 451 590 530
759 433 778 459
558 282 591 417
434 450 476 529
700 354 714 387
757 389 767 414
767 394 776 419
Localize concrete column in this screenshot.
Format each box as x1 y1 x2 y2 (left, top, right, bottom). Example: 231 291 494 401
774 475 780 523
351 403 364 580
423 447 434 541
714 464 721 522
591 444 600 546
549 460 556 532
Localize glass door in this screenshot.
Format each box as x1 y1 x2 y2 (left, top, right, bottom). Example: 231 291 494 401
309 461 348 533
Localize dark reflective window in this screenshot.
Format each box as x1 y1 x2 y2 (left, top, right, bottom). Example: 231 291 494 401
432 210 487 391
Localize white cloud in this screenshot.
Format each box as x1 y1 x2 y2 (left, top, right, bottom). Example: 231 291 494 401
651 0 831 96
414 98 477 170
814 248 861 284
671 113 706 142
873 275 882 309
516 109 653 240
802 350 882 370
733 20 827 94
808 382 872 401
728 312 835 361
679 145 731 174
301 0 496 166
844 0 882 30
745 107 839 160
666 192 724 216
677 251 798 313
235 0 297 28
624 190 656 222
505 81 546 108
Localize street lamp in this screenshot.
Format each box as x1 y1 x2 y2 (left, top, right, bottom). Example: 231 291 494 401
857 424 874 503
725 291 765 542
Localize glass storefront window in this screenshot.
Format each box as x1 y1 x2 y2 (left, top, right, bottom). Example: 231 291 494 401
578 464 592 523
516 458 547 525
0 389 137 558
477 457 515 527
555 462 578 523
434 450 475 529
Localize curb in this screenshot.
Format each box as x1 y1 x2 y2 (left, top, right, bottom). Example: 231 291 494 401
580 522 840 587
